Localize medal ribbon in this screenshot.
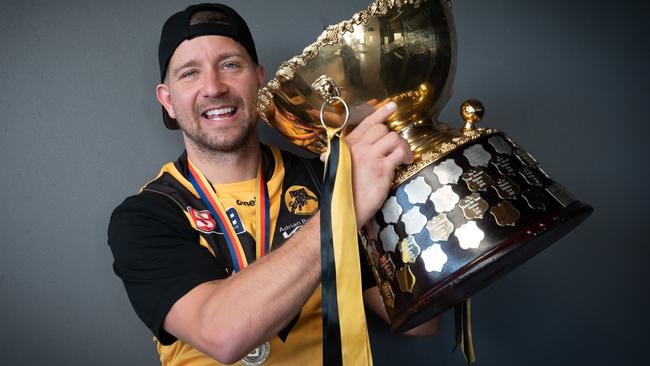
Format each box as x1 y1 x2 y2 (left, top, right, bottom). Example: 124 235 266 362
320 99 373 366
187 157 270 272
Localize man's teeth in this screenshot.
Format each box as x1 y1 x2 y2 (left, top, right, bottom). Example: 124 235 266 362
205 107 235 120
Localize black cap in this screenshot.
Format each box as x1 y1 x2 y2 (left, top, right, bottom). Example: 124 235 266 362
158 3 258 129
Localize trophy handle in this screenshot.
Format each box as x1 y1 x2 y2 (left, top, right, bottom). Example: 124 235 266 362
319 96 350 132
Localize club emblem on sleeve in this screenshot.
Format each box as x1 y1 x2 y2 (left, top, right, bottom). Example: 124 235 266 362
284 186 318 215
186 207 217 234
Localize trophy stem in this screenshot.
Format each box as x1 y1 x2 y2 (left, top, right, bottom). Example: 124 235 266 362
391 113 461 160
398 122 454 159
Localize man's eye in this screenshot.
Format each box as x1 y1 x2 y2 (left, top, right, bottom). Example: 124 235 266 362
181 70 197 78
223 62 240 70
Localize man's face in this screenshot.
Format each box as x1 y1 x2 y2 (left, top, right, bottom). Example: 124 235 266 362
157 35 264 153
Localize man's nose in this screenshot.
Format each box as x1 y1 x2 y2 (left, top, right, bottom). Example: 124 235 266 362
202 70 228 97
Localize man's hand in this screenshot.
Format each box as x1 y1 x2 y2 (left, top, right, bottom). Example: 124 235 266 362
344 101 413 226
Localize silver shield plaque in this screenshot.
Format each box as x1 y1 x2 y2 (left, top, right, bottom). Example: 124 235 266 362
514 148 538 167
380 225 399 253
404 176 433 204
492 176 521 200
488 136 513 155
434 159 463 185
458 192 489 220
403 207 428 235
462 167 492 192
463 144 492 167
490 201 521 227
422 244 448 272
519 166 544 187
426 213 454 242
455 221 485 250
430 185 460 213
491 155 517 176
522 188 549 211
381 196 403 224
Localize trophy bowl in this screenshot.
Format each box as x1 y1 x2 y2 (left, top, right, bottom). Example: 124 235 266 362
258 0 593 332
258 0 457 156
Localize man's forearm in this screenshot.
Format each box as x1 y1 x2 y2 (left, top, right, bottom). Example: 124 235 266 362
164 213 321 363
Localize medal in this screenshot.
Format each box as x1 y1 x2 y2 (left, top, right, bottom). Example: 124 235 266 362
240 341 270 366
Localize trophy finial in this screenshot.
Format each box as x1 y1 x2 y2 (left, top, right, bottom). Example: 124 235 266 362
461 99 484 131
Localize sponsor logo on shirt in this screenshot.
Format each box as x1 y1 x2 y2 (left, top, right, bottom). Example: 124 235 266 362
236 199 256 207
187 207 217 234
279 218 308 239
186 206 246 235
284 186 318 215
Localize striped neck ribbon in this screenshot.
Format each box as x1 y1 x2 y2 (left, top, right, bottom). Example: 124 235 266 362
320 122 373 366
187 157 271 272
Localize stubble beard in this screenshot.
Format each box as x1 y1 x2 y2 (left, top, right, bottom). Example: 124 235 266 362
177 97 258 154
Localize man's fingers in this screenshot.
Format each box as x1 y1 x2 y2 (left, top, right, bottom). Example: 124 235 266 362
375 132 414 165
343 101 415 226
346 101 396 139
356 123 390 146
385 142 414 167
359 101 396 129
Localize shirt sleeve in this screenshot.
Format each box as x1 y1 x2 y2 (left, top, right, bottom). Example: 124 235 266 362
107 191 229 345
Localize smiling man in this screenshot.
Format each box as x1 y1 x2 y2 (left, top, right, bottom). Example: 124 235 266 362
108 3 437 365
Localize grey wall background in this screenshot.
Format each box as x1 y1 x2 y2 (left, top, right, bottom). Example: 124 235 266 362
1 0 647 365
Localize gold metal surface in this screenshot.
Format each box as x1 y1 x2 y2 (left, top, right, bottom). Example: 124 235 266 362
396 265 416 293
399 236 421 264
311 75 341 101
258 0 498 183
381 281 395 308
258 0 461 155
379 253 396 280
460 99 484 131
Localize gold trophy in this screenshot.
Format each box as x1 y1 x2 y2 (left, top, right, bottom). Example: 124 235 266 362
258 0 592 333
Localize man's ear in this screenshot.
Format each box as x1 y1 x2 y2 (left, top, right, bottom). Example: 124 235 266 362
256 65 265 89
156 83 176 119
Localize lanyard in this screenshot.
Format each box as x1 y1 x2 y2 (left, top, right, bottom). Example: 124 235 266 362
187 157 271 272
